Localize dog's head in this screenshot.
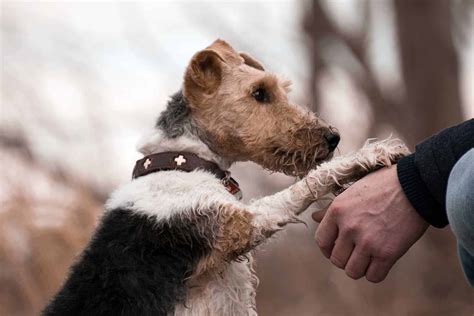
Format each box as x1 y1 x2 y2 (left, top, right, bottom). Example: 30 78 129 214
183 39 339 176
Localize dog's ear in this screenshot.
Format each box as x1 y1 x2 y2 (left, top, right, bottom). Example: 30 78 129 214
184 49 225 102
239 52 264 71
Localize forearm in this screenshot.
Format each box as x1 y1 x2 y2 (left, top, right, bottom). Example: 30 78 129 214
397 119 474 227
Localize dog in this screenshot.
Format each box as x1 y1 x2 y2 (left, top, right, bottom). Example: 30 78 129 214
42 39 409 316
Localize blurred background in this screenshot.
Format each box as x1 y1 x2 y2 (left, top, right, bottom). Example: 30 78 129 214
1 0 473 315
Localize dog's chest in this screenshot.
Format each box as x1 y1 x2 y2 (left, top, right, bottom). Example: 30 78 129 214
175 259 258 316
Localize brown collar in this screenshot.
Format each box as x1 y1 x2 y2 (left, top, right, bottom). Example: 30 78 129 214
132 152 242 200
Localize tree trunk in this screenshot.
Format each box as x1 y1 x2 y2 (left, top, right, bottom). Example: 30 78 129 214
393 0 463 147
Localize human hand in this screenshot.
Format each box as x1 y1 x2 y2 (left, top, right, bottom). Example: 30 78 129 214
312 165 429 282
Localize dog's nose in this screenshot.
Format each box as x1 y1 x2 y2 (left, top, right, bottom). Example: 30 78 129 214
325 132 340 151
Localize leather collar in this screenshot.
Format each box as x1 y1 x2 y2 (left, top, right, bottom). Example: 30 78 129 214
132 151 242 200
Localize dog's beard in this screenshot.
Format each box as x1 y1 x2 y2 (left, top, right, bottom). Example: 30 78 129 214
262 145 333 177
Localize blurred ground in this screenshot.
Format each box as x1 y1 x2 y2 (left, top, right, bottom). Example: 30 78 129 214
1 1 473 315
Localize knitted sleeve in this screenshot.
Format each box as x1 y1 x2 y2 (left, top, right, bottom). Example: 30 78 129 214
397 119 474 227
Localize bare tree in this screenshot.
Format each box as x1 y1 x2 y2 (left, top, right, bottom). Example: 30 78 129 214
303 0 466 147
394 0 463 144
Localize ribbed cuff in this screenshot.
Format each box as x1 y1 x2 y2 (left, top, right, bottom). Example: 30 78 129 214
397 154 449 228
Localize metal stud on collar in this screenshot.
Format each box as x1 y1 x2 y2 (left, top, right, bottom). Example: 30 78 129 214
143 158 152 169
174 155 187 166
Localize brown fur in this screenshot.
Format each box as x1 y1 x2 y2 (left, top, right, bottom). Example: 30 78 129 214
215 204 255 260
239 52 265 71
183 39 334 176
195 204 255 276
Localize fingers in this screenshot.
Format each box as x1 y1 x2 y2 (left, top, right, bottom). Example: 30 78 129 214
345 247 371 279
310 164 420 283
314 215 338 259
329 237 354 269
365 257 396 283
311 208 328 223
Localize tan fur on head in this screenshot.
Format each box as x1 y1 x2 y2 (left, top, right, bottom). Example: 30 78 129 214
185 49 224 96
183 39 335 176
239 52 265 71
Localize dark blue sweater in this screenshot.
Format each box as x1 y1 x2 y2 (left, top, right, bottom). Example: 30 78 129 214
397 119 474 228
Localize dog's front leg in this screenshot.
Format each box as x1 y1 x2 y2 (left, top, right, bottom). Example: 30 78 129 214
202 139 409 266
247 138 410 230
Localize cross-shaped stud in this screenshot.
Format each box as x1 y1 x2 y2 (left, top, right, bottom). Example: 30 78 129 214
143 158 152 169
174 155 187 166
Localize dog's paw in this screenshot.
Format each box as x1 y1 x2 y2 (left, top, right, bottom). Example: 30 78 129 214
303 137 410 198
357 137 410 169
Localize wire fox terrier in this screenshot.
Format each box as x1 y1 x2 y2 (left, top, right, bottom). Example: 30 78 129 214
43 40 409 315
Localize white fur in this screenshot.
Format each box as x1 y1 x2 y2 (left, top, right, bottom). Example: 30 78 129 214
106 169 237 221
174 260 258 316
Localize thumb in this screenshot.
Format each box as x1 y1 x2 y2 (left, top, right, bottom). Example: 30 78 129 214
312 208 328 223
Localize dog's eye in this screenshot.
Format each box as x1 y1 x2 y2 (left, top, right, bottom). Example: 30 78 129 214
252 88 270 103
